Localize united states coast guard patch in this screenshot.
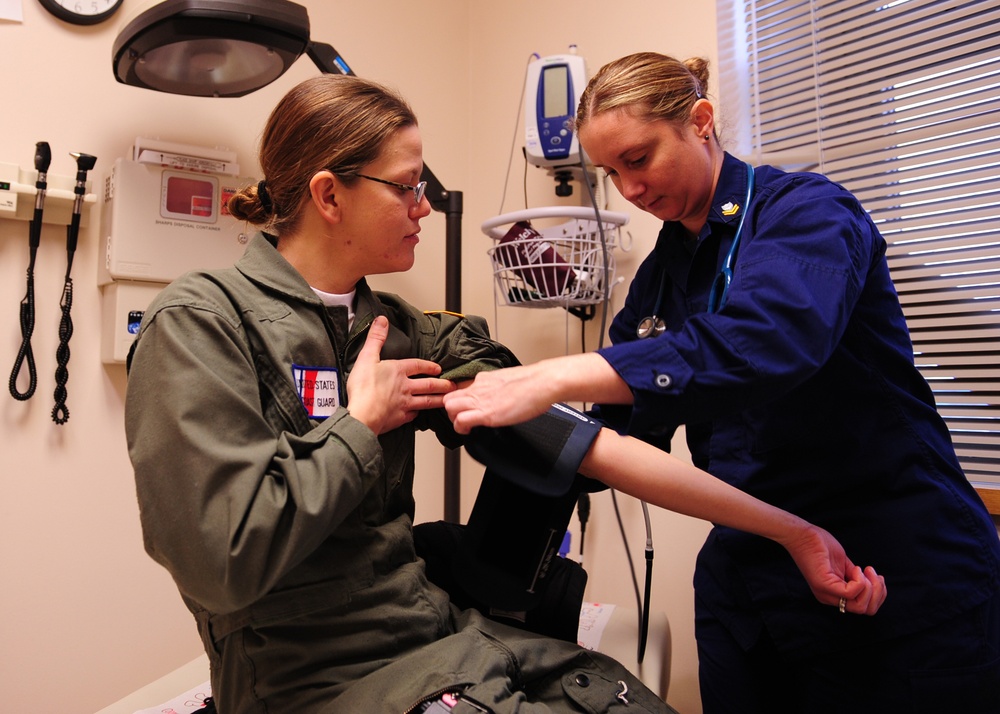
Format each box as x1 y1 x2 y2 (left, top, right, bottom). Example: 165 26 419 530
292 364 341 418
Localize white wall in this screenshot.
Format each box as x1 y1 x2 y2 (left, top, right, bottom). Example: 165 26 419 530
0 2 716 712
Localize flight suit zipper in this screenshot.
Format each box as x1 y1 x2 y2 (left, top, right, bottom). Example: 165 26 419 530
313 306 371 409
402 686 492 713
342 315 374 366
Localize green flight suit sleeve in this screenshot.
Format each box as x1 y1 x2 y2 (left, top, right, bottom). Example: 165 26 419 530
372 295 519 448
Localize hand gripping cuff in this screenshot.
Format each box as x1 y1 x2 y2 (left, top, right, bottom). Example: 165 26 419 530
464 403 603 497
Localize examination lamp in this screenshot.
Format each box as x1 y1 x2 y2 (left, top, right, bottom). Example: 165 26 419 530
112 0 466 521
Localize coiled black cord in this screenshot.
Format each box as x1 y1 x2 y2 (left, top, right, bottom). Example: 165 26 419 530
10 142 48 401
9 256 39 401
50 151 94 425
51 271 73 424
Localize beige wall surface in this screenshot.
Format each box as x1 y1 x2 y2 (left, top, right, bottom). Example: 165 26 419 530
0 2 715 712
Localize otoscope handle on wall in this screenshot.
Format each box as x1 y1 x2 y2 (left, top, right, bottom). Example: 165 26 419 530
66 153 96 257
29 142 51 248
33 141 51 191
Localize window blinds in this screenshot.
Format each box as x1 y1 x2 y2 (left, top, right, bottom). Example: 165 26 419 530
717 0 1000 488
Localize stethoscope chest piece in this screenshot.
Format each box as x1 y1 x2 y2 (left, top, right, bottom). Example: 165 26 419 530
636 315 666 340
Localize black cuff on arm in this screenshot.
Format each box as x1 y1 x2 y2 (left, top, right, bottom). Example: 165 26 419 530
464 403 604 497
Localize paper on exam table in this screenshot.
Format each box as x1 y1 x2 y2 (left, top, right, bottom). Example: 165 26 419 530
132 680 212 714
577 601 616 650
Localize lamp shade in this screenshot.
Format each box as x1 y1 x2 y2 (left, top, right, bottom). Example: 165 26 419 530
112 0 312 97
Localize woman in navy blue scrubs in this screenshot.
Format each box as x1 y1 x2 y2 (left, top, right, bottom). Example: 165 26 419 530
445 52 1000 713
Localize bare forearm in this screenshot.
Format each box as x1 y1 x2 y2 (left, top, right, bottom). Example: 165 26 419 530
579 429 809 546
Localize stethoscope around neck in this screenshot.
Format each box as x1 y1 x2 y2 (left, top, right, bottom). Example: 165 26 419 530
636 162 756 339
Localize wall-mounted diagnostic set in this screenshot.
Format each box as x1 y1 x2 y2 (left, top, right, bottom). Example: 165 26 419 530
4 142 98 424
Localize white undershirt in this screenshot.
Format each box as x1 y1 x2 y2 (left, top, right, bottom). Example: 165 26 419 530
311 287 356 329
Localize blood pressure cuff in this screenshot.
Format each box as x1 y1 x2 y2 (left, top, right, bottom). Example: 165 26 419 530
451 404 607 616
463 403 604 497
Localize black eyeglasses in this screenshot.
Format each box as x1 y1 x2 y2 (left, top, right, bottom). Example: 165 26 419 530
352 173 428 205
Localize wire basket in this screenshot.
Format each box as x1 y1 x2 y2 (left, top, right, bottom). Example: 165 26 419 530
481 207 630 309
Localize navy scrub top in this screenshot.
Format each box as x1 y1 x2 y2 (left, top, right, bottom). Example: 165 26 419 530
595 152 1000 657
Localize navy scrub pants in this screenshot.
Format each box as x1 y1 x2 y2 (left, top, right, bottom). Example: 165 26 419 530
695 590 1000 714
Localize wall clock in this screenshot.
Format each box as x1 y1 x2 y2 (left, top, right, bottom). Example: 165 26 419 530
38 0 125 25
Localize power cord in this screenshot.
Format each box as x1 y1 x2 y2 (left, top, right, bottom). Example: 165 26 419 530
498 52 540 216
579 147 654 664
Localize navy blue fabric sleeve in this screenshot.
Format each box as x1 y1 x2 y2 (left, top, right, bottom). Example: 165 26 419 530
599 171 883 436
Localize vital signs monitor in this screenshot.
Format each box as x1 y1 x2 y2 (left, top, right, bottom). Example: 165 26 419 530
524 52 588 169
